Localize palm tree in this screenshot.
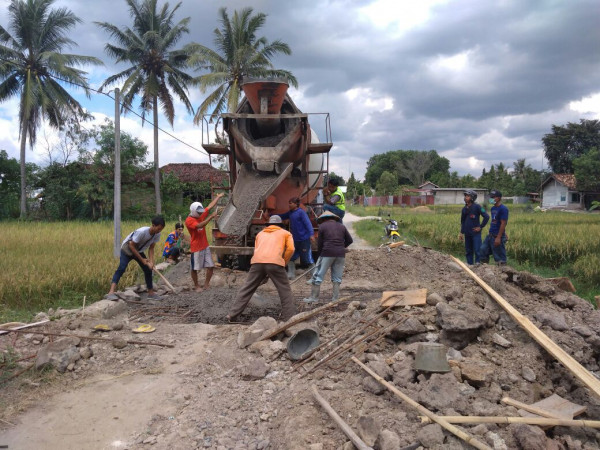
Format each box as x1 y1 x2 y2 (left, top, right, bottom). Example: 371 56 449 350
0 0 102 218
96 0 194 214
191 7 298 123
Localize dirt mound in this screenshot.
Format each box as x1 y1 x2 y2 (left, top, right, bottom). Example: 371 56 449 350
2 247 600 449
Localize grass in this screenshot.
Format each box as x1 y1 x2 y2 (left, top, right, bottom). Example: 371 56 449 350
0 220 170 323
348 204 600 306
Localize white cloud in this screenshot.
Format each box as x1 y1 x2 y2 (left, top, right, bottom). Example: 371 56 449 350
569 93 600 118
360 0 449 36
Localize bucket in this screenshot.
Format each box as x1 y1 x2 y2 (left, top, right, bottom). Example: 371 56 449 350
414 343 451 373
287 329 320 361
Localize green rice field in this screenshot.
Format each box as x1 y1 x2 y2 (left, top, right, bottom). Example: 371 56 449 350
1 206 598 322
0 220 193 322
349 204 600 306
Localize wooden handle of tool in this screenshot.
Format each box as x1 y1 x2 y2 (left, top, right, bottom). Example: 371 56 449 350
152 267 176 292
419 415 600 429
312 386 373 450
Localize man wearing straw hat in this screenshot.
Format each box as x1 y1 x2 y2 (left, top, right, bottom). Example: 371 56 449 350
304 211 353 303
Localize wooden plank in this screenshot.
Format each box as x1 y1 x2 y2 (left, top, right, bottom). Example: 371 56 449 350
388 241 405 248
379 289 427 307
504 394 586 420
260 295 357 341
312 386 373 450
451 256 600 400
0 320 50 336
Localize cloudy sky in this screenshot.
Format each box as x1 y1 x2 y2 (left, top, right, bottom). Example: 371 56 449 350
1 0 599 181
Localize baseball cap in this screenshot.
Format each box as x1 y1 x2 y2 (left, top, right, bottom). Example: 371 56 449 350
268 215 282 224
489 190 502 198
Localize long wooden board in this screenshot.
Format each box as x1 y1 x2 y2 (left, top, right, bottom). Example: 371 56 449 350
379 289 427 307
451 256 600 399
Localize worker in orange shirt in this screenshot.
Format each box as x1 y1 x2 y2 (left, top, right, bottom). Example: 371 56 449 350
227 215 296 322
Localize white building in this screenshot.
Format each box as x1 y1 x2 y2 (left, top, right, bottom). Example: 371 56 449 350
541 174 583 209
432 188 488 205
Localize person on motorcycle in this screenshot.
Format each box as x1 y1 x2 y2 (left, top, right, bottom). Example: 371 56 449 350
459 190 489 265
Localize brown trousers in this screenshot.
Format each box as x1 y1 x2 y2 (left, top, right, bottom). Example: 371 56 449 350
229 263 296 321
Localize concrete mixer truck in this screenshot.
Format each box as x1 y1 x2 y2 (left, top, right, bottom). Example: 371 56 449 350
200 78 333 269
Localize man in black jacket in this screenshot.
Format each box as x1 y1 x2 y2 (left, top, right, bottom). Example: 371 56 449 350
459 190 489 265
304 211 353 303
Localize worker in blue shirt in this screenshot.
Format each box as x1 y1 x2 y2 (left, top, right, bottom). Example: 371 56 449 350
278 197 316 279
480 189 509 265
459 190 489 265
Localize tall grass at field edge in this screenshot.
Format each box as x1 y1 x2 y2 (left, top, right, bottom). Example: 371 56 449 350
0 220 205 322
348 204 600 306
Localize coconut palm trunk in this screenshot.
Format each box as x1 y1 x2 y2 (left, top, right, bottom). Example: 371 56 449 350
20 120 27 218
96 0 195 217
153 96 161 214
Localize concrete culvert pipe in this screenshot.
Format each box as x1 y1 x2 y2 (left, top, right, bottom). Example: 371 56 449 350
287 329 320 361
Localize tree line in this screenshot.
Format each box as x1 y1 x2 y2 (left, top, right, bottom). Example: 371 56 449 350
0 119 211 220
346 119 600 198
0 0 294 218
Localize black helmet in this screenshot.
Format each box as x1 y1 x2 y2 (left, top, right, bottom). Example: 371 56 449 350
463 190 477 202
489 189 502 198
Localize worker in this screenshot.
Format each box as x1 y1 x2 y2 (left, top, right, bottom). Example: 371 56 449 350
162 222 185 263
323 178 346 220
108 216 165 300
304 211 353 303
480 189 509 265
459 190 489 265
227 215 296 322
185 193 224 292
277 197 316 279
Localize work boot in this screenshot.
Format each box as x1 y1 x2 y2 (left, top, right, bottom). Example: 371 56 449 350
331 282 341 302
303 285 320 303
287 262 296 280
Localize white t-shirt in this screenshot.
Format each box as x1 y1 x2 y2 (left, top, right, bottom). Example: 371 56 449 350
122 227 161 252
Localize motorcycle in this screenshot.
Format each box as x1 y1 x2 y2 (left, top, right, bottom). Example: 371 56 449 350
383 216 401 243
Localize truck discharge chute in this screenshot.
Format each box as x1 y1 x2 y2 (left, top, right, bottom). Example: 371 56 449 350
201 79 333 269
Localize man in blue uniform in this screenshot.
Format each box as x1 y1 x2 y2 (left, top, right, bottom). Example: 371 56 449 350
480 189 509 265
459 190 489 265
278 197 315 279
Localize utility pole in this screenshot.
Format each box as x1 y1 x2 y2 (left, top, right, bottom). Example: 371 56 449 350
113 88 121 258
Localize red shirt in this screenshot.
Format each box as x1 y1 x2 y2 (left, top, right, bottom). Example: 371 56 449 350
185 211 210 252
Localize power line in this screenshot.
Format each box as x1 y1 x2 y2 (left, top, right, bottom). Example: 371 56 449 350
0 56 209 157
